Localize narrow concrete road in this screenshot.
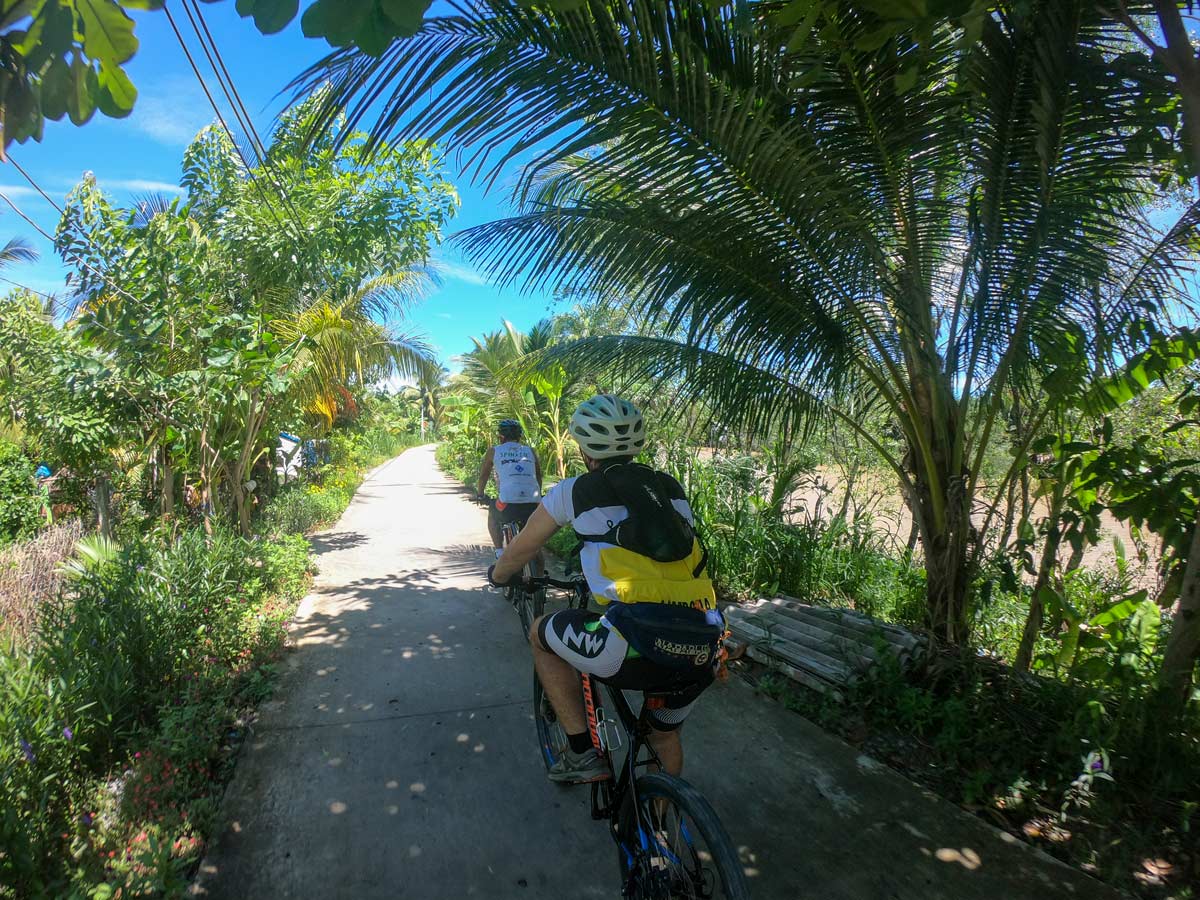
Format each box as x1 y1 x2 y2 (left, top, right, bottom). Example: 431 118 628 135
193 446 1117 899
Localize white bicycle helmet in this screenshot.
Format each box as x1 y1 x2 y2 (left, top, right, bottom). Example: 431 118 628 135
570 394 646 459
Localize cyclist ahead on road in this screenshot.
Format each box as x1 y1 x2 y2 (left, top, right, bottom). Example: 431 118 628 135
476 419 543 560
489 395 723 784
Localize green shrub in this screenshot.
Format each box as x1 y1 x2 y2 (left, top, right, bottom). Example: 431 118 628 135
436 437 479 486
0 525 310 894
257 483 350 537
256 532 315 603
545 527 581 566
0 440 46 545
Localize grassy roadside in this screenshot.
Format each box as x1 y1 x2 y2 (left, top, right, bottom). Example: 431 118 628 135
1 433 418 899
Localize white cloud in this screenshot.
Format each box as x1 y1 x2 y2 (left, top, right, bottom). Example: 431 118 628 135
430 249 491 287
435 312 453 319
0 184 42 201
102 179 185 196
126 77 214 147
438 260 491 286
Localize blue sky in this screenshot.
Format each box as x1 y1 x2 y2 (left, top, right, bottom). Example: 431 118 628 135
0 3 555 369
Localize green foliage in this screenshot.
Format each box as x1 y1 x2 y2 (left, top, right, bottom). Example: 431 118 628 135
16 94 456 535
666 446 926 617
0 439 46 544
305 0 1199 643
841 648 1199 888
447 318 587 481
0 523 310 894
0 0 148 148
435 432 482 488
258 482 351 538
544 526 581 564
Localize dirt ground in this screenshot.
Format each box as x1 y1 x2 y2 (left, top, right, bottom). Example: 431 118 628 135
784 465 1160 590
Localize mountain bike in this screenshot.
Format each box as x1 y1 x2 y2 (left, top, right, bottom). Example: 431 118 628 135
525 575 749 899
500 519 546 636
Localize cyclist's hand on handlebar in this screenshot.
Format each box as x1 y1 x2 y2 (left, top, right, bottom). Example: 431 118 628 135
487 564 523 588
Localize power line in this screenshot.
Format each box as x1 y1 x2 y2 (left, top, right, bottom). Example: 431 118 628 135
162 3 295 239
177 0 330 281
182 0 270 164
0 170 145 308
0 273 56 303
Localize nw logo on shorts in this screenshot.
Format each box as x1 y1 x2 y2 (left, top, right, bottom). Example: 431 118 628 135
563 625 603 656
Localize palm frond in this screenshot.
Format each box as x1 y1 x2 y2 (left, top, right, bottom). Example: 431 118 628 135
0 237 37 268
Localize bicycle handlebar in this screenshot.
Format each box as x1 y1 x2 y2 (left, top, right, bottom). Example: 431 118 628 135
522 575 587 592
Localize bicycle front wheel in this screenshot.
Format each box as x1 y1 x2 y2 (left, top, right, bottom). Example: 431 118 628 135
618 772 749 899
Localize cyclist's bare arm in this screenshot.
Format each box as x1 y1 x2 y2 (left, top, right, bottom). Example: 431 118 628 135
494 505 558 579
476 446 495 496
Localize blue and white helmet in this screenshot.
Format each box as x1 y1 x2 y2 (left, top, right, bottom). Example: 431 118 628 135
570 394 645 459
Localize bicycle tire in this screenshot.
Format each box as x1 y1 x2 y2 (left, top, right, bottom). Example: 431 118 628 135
617 772 749 899
533 670 568 773
517 588 534 636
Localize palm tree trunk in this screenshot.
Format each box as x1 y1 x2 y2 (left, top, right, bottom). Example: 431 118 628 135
916 476 974 644
1014 474 1068 670
908 353 974 644
1153 2 1200 193
1161 507 1200 704
1014 526 1063 671
94 475 112 539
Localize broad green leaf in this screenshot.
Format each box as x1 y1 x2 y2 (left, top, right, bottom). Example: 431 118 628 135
96 62 136 117
67 54 98 127
1038 583 1082 624
1088 590 1147 628
302 0 373 46
355 5 401 56
76 0 138 65
1070 656 1112 684
379 0 430 38
894 65 919 93
40 55 72 121
235 0 299 35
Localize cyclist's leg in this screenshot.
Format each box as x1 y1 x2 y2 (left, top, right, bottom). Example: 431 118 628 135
487 500 504 551
533 609 627 778
530 623 587 733
606 661 713 777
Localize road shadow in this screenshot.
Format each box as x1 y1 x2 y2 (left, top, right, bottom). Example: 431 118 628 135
309 530 369 555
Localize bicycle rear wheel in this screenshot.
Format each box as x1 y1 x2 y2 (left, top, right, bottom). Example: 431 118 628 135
516 560 545 636
533 671 569 773
618 772 749 899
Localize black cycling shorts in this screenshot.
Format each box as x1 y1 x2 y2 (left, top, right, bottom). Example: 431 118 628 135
536 608 714 731
490 500 539 531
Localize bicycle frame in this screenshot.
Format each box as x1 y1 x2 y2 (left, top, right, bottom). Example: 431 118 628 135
584 675 668 851
523 573 735 897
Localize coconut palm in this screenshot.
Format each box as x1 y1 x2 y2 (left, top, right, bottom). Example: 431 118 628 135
274 270 437 430
0 237 36 270
295 0 1198 641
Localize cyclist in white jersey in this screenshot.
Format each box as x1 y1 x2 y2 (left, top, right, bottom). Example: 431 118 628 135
476 420 544 565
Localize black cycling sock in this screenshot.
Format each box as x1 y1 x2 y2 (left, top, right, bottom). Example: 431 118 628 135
567 731 592 754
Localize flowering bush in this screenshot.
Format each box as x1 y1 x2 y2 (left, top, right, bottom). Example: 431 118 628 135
0 525 311 895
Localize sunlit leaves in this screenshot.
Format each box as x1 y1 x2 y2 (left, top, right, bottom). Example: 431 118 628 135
232 0 299 34
0 0 149 147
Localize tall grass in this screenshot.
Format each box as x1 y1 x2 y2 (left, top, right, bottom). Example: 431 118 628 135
663 449 926 621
